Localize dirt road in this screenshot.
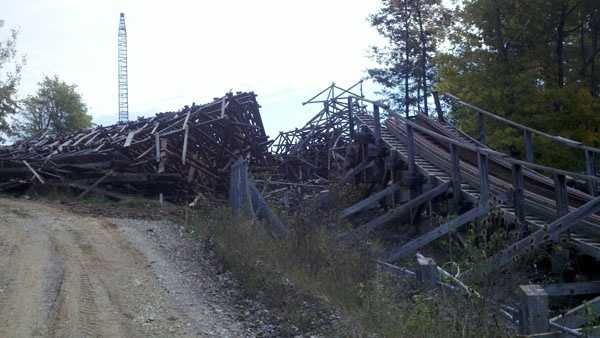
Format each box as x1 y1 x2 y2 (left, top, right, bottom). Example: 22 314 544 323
0 197 247 338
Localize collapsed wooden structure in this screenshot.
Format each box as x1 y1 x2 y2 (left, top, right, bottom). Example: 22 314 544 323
0 92 271 202
335 90 600 336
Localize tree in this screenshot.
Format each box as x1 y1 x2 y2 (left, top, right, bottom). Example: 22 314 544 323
435 0 600 170
16 75 92 138
0 27 24 143
369 0 449 116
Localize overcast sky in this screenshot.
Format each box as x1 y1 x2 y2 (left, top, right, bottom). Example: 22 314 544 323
1 0 384 137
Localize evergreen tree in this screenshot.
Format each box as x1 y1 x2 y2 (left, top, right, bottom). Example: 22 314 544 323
369 0 449 116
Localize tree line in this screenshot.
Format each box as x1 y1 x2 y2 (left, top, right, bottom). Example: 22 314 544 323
0 27 91 143
370 0 600 170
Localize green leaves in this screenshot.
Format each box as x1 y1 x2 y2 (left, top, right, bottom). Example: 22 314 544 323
16 75 92 138
0 27 24 143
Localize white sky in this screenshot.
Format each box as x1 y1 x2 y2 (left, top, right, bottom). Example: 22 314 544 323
1 0 384 138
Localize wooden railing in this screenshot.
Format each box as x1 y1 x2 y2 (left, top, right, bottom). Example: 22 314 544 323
437 92 600 196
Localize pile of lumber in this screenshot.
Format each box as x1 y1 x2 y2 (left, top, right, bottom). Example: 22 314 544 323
0 92 271 202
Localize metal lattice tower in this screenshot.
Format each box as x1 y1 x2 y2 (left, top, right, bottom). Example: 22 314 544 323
118 13 129 123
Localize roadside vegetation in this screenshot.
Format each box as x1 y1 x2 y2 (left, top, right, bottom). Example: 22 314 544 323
188 187 519 337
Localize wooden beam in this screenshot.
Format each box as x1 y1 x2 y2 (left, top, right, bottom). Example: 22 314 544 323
341 160 374 185
342 182 451 242
524 130 535 163
553 173 569 218
181 125 189 164
77 170 114 199
478 153 489 207
340 183 401 219
385 206 488 262
484 194 600 273
552 295 600 330
478 112 486 144
22 160 45 184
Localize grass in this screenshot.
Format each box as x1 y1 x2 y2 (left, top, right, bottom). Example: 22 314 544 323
189 186 517 337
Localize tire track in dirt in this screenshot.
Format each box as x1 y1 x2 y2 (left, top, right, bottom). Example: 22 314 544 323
0 197 248 337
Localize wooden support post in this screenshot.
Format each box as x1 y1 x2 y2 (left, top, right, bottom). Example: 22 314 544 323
524 130 534 163
181 125 189 164
478 153 489 208
512 163 526 224
348 96 355 140
586 150 598 196
432 91 444 122
416 255 440 289
373 104 381 146
518 285 549 335
478 112 486 144
553 173 569 218
450 144 461 212
155 134 160 163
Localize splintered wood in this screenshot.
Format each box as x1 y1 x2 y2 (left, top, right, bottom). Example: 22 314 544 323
0 92 271 202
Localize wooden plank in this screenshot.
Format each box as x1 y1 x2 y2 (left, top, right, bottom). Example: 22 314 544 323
552 295 600 329
478 112 486 144
155 134 160 163
341 160 374 185
77 170 114 199
385 206 488 262
542 281 600 297
181 125 189 164
248 182 289 239
553 173 569 218
340 183 401 219
124 131 136 147
445 92 600 154
22 160 45 184
484 194 600 273
342 182 451 242
478 153 489 207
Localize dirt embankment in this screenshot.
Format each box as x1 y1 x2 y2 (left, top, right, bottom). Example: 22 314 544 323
0 197 249 338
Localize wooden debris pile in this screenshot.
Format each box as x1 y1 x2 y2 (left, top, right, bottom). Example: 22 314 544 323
0 92 271 202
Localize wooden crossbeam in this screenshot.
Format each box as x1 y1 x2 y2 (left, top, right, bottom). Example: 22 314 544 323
77 170 114 199
385 205 488 262
22 160 45 184
340 160 374 185
340 183 400 219
341 182 451 242
484 195 600 273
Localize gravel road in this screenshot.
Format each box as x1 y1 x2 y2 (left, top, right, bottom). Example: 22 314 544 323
0 197 250 338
